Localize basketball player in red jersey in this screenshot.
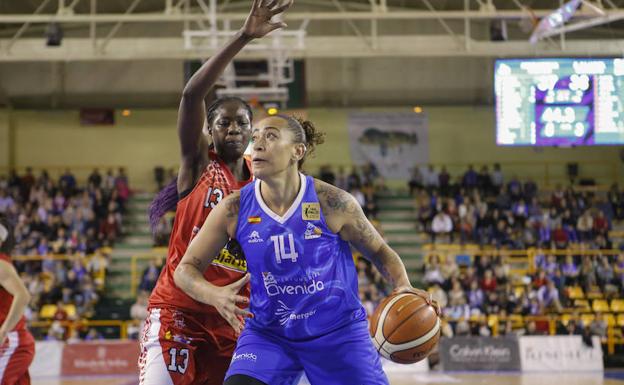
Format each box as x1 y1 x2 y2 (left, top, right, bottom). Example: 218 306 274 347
0 216 34 385
139 1 294 384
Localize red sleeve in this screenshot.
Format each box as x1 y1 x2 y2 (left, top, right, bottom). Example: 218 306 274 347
0 253 10 263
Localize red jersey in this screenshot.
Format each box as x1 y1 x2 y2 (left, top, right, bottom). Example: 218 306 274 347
0 253 27 332
149 152 252 314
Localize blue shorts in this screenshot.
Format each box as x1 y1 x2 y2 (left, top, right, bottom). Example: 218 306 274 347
225 320 389 385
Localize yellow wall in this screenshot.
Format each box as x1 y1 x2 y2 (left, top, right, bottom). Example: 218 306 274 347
9 109 179 189
308 106 622 187
2 107 621 190
424 106 622 186
0 110 8 169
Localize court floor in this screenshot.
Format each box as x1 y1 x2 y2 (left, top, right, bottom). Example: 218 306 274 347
32 372 624 385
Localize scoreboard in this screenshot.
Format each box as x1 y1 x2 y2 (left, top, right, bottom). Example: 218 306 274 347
495 58 624 146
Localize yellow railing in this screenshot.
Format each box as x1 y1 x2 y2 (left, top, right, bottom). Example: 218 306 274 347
13 251 108 287
445 314 624 355
29 319 138 340
27 315 624 354
12 248 112 261
423 246 623 277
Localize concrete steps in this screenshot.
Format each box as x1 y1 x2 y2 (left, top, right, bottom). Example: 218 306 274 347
107 193 155 299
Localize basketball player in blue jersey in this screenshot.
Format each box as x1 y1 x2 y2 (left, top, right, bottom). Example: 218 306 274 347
174 115 438 385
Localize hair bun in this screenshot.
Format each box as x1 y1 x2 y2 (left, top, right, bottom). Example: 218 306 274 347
293 117 325 169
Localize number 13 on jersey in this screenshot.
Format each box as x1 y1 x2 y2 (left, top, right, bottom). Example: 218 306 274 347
270 234 299 264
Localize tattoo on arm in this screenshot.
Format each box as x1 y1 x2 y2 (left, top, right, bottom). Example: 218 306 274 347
191 257 203 268
315 181 358 214
225 195 240 218
350 217 397 286
314 180 410 288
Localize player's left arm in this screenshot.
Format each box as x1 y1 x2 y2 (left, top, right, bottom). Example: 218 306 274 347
315 180 435 307
0 260 31 343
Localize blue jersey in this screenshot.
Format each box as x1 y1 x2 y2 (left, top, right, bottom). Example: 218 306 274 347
236 173 365 340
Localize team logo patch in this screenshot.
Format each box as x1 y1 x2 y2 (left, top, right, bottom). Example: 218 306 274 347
248 231 264 243
248 216 262 224
304 222 322 240
302 203 320 221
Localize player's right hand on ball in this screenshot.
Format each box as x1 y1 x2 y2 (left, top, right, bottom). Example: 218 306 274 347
214 273 253 335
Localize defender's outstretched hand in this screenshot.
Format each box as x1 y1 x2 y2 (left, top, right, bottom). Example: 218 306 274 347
242 0 294 38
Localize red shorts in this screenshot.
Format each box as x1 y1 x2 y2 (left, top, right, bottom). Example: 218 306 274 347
139 307 238 385
0 330 34 385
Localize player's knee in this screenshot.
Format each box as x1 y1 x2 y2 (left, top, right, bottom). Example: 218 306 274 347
223 374 267 385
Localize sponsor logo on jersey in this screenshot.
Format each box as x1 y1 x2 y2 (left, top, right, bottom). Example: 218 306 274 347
302 203 321 221
275 300 317 326
262 272 325 297
231 352 257 363
304 222 322 240
172 310 187 329
247 216 262 224
247 231 264 243
164 330 192 344
211 247 247 272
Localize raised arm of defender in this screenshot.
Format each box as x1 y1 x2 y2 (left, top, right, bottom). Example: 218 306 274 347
174 193 252 334
177 0 293 193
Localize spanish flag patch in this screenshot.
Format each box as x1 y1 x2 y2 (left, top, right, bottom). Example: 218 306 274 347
248 216 262 224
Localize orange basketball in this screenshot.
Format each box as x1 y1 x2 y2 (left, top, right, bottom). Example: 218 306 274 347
370 292 441 364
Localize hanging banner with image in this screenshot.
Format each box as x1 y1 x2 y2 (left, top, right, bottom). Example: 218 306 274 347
348 112 429 180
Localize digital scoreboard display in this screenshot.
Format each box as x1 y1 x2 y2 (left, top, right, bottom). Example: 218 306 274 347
495 58 624 146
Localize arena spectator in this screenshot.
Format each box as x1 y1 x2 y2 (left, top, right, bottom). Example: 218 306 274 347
589 312 608 341
408 166 423 195
129 291 149 340
424 165 439 190
537 280 563 313
139 258 162 292
431 209 453 242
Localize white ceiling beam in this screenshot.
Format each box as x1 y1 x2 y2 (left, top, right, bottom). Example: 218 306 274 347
3 9 624 23
2 35 624 61
98 0 143 52
5 0 55 53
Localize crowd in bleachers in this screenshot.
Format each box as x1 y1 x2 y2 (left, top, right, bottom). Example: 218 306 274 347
409 165 624 341
0 167 130 340
408 164 622 250
318 162 383 218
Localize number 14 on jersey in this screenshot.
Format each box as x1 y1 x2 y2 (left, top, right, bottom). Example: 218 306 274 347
270 234 299 264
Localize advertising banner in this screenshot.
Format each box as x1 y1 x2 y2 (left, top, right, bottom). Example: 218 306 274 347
32 341 64 377
439 337 521 371
61 341 140 376
519 336 603 372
